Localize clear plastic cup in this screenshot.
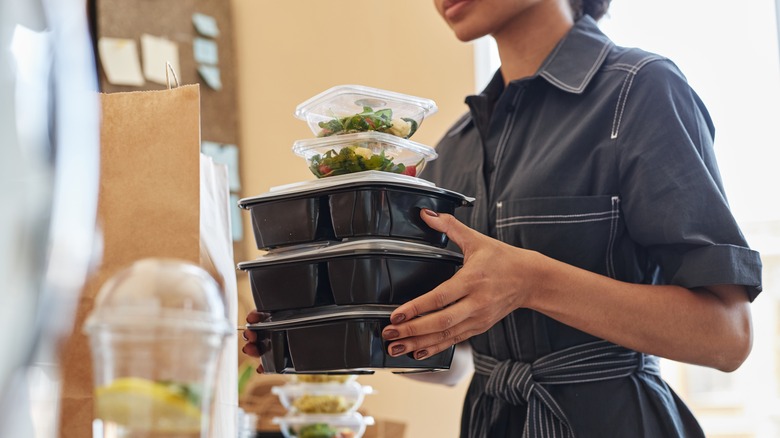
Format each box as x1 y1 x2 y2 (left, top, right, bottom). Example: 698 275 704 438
84 259 231 438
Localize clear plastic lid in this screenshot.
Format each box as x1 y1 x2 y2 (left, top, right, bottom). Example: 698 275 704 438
238 170 474 208
294 84 437 139
273 412 375 438
269 170 436 194
292 132 437 179
244 304 396 330
83 258 231 336
237 239 463 270
272 381 374 414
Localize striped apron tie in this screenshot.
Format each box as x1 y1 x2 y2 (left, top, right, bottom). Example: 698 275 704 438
469 340 660 438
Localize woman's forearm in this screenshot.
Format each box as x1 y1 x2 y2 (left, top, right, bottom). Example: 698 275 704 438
526 251 753 371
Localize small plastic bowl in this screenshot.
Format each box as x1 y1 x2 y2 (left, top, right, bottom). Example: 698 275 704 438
274 413 374 438
290 375 358 385
294 84 438 139
292 131 437 179
271 381 373 414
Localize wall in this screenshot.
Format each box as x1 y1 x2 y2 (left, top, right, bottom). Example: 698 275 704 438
230 2 477 437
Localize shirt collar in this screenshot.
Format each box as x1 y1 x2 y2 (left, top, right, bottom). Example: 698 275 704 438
536 15 614 94
459 16 613 132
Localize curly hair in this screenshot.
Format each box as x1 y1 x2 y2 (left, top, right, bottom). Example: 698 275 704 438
569 0 612 21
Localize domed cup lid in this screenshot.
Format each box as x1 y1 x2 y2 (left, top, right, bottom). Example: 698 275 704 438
84 258 231 336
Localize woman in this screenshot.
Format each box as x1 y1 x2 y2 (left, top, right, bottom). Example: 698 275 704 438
374 0 763 436
244 0 763 436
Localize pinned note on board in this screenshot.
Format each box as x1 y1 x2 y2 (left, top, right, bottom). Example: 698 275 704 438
194 37 219 65
192 12 220 38
197 64 223 91
98 37 145 86
140 34 180 85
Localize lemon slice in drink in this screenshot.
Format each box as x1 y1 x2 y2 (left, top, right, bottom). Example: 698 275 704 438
95 377 201 433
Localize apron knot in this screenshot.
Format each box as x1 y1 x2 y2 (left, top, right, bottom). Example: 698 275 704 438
469 340 658 438
484 359 535 405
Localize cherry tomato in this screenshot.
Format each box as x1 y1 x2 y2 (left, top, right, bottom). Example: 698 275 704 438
318 164 333 176
401 166 416 177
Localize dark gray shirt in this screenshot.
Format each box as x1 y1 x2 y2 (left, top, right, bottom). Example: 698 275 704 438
422 15 762 438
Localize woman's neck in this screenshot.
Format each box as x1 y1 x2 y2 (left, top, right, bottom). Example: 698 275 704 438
493 1 574 84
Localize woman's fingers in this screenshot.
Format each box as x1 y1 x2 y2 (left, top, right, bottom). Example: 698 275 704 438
246 309 268 324
420 209 475 253
242 309 271 373
388 210 481 326
242 341 260 358
387 278 468 326
385 316 480 359
383 291 482 356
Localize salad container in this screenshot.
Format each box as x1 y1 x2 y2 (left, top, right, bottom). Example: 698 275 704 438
290 375 358 385
271 380 373 414
292 131 437 178
238 239 463 312
273 412 374 438
294 84 437 139
247 305 455 374
238 171 474 250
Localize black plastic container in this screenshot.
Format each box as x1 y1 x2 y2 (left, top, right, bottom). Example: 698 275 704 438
247 306 454 374
245 195 336 250
238 240 463 312
238 172 473 250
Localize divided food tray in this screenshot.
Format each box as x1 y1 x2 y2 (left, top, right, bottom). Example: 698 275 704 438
238 171 473 250
238 239 463 312
246 305 454 374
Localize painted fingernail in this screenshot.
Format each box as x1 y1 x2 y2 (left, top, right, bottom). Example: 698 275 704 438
415 350 429 360
423 208 439 217
391 344 406 355
391 314 406 324
383 329 399 340
242 331 248 341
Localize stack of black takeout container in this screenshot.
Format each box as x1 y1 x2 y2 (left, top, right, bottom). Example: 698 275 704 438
238 85 473 376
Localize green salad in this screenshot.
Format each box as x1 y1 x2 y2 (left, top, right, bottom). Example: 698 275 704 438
297 423 354 438
317 106 419 138
308 144 419 178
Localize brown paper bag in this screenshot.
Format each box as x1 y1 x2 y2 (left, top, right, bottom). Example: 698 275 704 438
59 84 202 437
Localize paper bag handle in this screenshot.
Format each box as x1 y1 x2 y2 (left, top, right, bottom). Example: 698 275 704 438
165 62 180 89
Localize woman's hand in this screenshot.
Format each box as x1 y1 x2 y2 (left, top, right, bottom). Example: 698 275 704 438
241 309 271 373
382 209 541 360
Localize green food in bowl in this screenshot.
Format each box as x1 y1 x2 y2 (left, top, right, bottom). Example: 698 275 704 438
298 423 354 438
308 145 421 178
317 106 419 139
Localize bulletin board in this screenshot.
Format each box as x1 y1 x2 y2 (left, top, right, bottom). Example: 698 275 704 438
90 0 246 261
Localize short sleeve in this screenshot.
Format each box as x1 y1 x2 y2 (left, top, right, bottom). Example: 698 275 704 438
615 59 762 300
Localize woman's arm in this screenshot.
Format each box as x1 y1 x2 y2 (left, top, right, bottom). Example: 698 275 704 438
381 209 753 372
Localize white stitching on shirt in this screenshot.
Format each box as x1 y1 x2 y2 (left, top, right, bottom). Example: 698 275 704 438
496 216 614 227
610 55 666 139
541 41 613 93
611 72 633 139
606 196 620 278
497 210 613 222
